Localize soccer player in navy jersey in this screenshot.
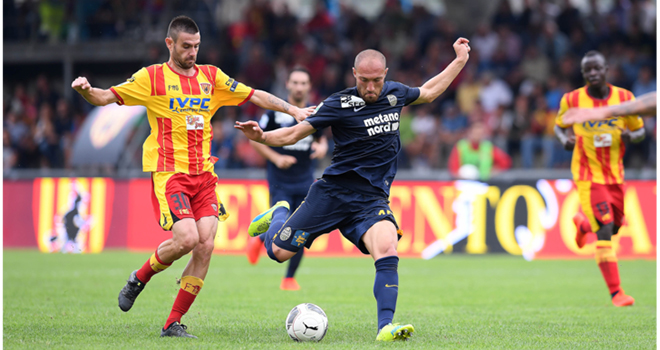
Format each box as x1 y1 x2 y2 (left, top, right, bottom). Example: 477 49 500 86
246 66 328 290
235 38 471 341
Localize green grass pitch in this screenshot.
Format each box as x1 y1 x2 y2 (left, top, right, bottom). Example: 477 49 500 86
3 250 656 349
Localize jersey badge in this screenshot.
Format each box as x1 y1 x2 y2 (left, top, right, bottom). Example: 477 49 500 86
186 115 204 130
340 95 365 108
200 82 212 95
280 227 292 241
387 94 397 106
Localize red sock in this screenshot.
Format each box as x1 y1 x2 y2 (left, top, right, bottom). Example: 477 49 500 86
598 262 621 295
595 241 620 296
136 250 172 283
164 276 204 329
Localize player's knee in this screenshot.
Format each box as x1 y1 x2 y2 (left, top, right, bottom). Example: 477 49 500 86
271 244 295 263
596 223 614 241
196 237 215 256
176 231 200 254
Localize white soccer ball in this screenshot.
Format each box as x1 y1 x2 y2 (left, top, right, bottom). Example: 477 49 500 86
458 164 480 180
285 303 328 342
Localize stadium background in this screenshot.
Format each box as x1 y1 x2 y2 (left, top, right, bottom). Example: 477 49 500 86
3 0 657 259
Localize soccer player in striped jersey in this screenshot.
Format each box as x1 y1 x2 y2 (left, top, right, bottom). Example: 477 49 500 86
555 50 645 307
71 16 314 338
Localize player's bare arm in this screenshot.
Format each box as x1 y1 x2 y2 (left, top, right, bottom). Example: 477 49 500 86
71 76 119 106
412 38 470 105
563 92 657 124
249 90 316 123
554 125 575 150
235 120 316 147
310 135 328 160
250 140 297 169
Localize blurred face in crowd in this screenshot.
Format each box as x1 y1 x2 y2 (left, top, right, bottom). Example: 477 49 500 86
468 122 486 143
353 50 388 104
581 54 608 87
286 71 311 105
166 31 200 70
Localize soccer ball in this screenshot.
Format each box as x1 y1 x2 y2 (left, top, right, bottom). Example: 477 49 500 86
285 303 328 342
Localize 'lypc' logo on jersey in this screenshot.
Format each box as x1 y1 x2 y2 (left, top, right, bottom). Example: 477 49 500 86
582 119 616 129
169 97 211 113
364 112 400 136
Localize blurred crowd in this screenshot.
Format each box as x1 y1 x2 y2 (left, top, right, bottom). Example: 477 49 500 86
3 0 657 172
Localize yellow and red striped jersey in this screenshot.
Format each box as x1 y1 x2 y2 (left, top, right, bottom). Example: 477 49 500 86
110 63 254 174
556 84 644 184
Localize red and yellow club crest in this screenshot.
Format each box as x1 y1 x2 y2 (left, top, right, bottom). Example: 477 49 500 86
199 83 212 95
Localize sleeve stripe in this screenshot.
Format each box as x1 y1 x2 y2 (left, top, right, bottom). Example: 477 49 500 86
146 66 156 96
238 88 255 106
570 90 580 108
110 87 125 105
618 89 626 103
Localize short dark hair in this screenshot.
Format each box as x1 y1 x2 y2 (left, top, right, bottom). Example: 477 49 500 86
583 50 605 62
288 66 311 81
167 16 199 42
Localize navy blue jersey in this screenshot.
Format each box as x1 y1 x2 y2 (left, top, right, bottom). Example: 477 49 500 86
259 109 323 194
305 81 420 196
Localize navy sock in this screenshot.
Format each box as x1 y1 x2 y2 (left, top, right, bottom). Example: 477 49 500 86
263 207 289 263
258 233 265 242
374 256 399 331
285 249 304 278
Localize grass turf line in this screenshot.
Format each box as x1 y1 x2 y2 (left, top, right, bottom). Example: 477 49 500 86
3 250 656 349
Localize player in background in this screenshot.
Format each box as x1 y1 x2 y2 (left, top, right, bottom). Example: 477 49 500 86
71 16 313 338
236 38 471 341
246 66 328 291
554 51 645 307
562 91 656 124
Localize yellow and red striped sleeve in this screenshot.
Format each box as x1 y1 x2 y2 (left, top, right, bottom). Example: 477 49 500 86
211 67 254 106
111 66 159 106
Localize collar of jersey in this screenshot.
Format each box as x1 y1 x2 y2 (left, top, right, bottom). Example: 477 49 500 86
165 62 199 78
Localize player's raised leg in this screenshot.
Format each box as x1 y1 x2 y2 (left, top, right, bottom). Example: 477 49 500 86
361 220 414 341
161 215 218 338
573 211 593 249
248 201 298 263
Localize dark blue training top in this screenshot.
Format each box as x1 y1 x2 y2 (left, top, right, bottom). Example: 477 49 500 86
259 109 323 194
306 81 420 197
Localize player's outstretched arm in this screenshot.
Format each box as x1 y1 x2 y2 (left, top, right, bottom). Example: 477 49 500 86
71 77 119 106
250 140 297 169
554 125 575 151
412 37 470 105
249 90 316 123
562 92 657 124
235 120 317 147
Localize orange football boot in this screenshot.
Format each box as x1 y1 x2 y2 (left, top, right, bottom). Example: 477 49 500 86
612 290 635 307
573 212 591 248
246 236 263 265
280 277 300 291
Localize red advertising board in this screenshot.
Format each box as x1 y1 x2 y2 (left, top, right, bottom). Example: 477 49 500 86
4 178 656 259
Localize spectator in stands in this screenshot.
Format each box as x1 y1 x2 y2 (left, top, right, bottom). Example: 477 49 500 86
3 130 17 171
632 66 656 98
448 122 511 181
478 71 513 113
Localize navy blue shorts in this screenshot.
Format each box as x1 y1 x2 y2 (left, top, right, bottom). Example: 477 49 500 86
270 188 307 210
274 177 400 255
